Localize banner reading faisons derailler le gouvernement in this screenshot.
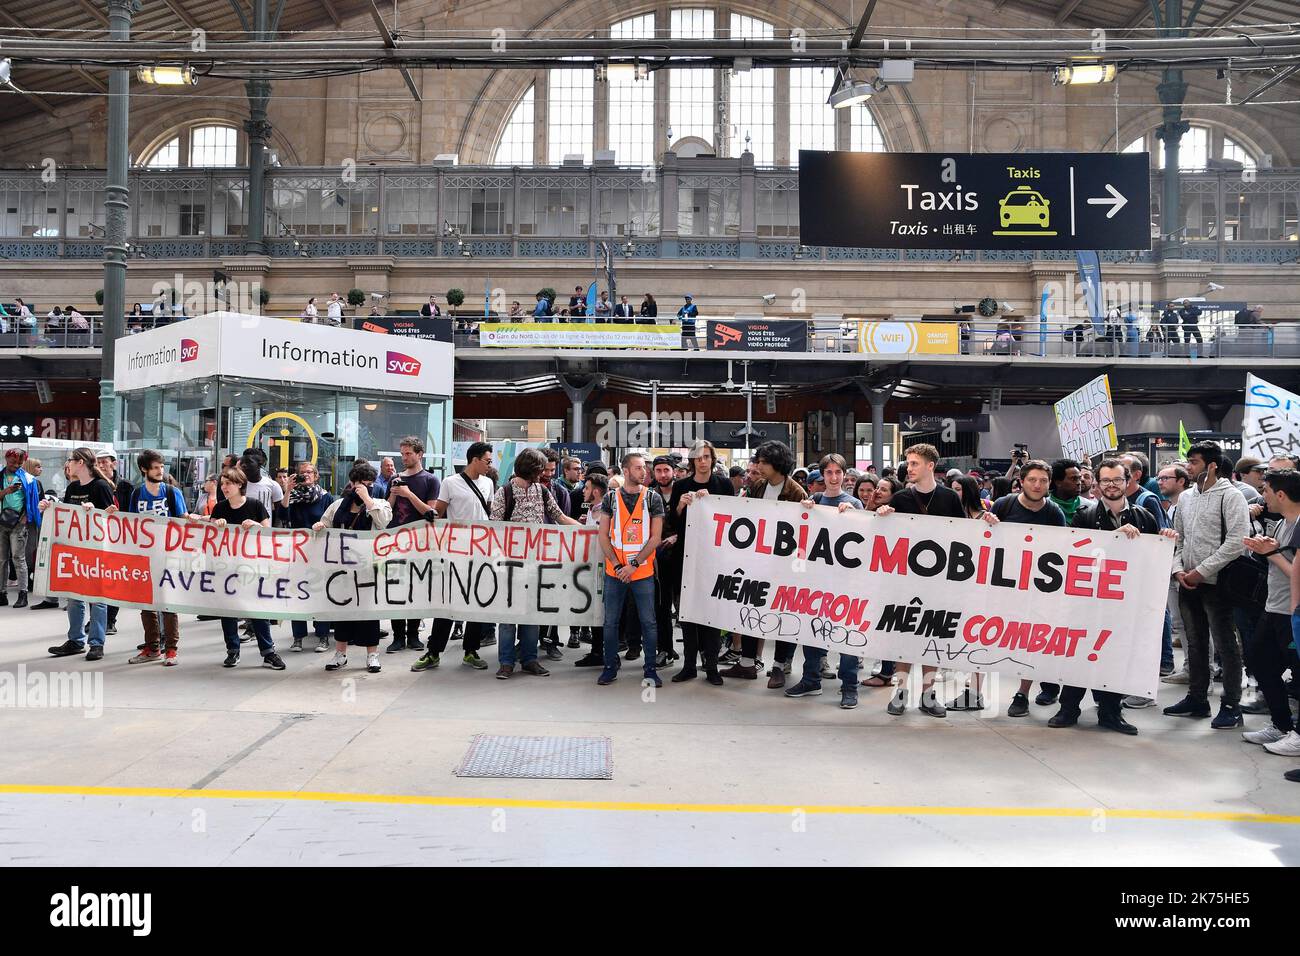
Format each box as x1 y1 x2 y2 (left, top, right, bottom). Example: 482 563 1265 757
679 498 1172 698
35 504 604 626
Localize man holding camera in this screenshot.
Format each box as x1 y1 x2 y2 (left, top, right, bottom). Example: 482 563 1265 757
386 436 440 653
288 461 336 652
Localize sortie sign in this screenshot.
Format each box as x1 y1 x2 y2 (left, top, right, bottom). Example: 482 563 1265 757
798 151 1151 251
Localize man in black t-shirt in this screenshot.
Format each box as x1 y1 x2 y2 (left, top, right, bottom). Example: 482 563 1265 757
95 449 134 636
667 440 735 683
386 435 440 653
874 443 966 718
962 459 1067 717
43 447 117 661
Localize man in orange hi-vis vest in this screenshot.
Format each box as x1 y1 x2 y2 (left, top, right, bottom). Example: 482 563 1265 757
597 451 666 688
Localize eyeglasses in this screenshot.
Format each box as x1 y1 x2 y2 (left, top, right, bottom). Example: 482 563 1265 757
1156 475 1177 481
1097 478 1126 486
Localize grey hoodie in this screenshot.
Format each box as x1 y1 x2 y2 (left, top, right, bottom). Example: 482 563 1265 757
1172 477 1248 583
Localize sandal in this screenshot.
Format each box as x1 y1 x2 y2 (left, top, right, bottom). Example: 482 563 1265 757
861 674 893 687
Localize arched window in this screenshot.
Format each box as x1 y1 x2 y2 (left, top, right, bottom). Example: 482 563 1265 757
495 86 535 165
1123 123 1257 170
139 122 241 167
489 8 888 167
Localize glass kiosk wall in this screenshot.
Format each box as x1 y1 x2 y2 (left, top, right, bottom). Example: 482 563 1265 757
113 313 456 506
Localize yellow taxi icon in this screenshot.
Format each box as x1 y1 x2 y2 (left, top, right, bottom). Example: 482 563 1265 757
999 185 1051 229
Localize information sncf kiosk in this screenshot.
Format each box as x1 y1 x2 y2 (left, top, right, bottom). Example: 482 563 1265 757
112 311 454 502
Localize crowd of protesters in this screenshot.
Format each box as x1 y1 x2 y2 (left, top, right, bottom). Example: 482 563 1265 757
6 434 1298 783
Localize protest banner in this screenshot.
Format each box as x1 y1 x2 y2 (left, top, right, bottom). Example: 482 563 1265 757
478 322 680 349
1243 373 1300 462
33 503 603 626
679 497 1172 697
1054 374 1117 461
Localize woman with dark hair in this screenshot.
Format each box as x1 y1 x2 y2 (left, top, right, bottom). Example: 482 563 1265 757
952 475 987 519
314 460 393 674
853 474 878 510
639 293 658 320
991 476 1014 500
872 477 902 510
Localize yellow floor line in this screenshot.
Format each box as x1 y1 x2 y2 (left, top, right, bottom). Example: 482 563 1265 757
0 784 1297 825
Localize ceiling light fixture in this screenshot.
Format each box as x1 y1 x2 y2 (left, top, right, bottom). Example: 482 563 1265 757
137 64 197 86
1053 63 1117 86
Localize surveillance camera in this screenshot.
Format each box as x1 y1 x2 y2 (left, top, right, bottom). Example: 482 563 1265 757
761 293 776 305
1000 301 1015 313
1207 282 1224 292
370 291 385 300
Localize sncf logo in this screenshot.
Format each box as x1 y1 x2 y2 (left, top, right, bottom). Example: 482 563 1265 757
180 339 199 363
386 351 421 376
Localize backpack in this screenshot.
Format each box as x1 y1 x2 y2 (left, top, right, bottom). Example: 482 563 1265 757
129 484 184 518
502 482 557 522
1214 492 1266 611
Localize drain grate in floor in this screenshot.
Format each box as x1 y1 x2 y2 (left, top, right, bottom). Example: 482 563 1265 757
453 734 613 780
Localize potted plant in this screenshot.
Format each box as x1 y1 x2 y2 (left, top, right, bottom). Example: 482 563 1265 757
94 289 104 307
347 288 366 315
446 288 465 316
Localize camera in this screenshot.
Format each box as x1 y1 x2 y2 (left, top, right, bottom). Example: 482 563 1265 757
389 476 405 488
293 473 308 484
1012 444 1029 463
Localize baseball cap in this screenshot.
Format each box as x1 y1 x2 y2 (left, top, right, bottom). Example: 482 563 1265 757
946 468 964 479
684 293 693 299
652 455 674 468
3 447 25 460
1250 462 1268 472
95 448 117 460
807 469 823 483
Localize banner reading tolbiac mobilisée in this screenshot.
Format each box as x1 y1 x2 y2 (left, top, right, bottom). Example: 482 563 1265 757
34 504 603 625
679 497 1172 698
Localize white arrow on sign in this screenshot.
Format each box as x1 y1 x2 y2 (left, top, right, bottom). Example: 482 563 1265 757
901 417 919 430
1087 183 1128 219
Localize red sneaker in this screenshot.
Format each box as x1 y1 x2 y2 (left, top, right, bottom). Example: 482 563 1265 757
162 650 178 667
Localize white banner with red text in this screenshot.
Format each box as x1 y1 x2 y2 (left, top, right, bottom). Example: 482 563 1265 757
679 497 1172 698
33 504 604 626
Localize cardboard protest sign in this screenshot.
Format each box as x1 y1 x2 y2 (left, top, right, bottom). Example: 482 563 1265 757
679 497 1172 697
34 504 603 626
1054 374 1117 462
1243 373 1300 462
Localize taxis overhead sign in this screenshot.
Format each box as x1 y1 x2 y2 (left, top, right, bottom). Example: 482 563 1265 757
798 150 1151 250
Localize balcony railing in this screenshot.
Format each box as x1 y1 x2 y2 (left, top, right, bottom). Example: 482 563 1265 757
4 313 1298 359
0 165 1296 262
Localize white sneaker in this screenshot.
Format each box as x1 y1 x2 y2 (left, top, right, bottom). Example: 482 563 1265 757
1243 724 1288 745
1122 695 1156 708
1263 730 1300 756
366 652 381 673
324 650 347 671
1161 668 1190 684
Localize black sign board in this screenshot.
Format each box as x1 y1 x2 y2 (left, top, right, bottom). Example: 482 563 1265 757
706 319 808 352
702 421 793 449
899 413 990 433
353 316 454 343
798 151 1151 250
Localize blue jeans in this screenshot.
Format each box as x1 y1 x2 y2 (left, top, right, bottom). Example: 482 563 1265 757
221 618 275 656
801 646 861 691
67 600 107 649
496 624 538 671
1161 606 1174 671
291 619 331 640
603 574 658 672
498 623 539 667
